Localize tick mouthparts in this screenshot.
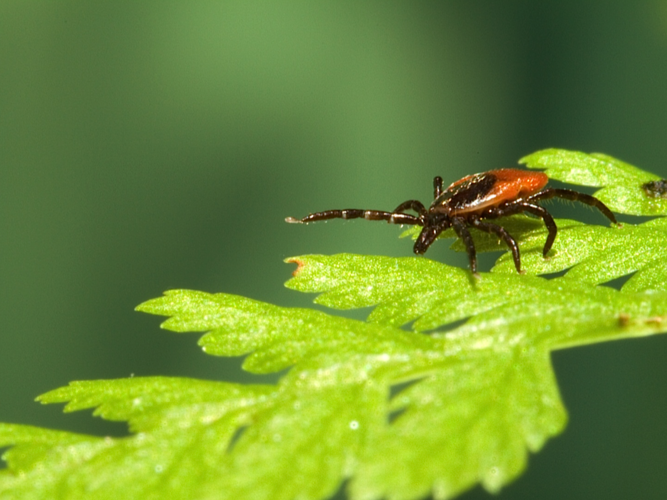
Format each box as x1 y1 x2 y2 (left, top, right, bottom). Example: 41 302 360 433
285 217 303 223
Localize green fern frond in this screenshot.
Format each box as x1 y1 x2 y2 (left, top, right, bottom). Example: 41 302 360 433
1 149 666 500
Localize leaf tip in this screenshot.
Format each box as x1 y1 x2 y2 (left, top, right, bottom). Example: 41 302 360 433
284 257 305 276
134 302 148 313
518 148 555 167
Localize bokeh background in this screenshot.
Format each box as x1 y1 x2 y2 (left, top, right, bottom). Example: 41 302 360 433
2 2 667 499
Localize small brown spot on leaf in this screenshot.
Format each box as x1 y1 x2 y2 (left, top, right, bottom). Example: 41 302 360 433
286 258 305 276
645 316 665 326
618 313 630 327
642 179 667 198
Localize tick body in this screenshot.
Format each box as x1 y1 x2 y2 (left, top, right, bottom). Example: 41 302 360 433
286 169 617 276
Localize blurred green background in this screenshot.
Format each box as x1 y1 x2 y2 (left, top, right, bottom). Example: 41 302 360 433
2 2 667 499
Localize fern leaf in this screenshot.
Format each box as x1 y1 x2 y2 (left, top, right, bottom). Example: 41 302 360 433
1 149 666 500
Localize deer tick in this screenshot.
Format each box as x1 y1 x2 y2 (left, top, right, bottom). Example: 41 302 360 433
286 169 618 275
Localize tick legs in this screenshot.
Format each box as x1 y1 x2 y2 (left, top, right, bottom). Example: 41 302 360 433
417 217 513 276
391 200 427 217
287 197 430 226
285 209 420 225
471 219 522 273
451 217 480 275
493 202 558 257
527 188 618 224
489 201 558 258
516 203 557 256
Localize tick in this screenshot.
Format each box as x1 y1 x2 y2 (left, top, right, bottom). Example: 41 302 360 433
286 169 618 275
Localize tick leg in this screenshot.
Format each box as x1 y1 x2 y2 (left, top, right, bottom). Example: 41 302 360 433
392 200 427 217
527 188 618 224
451 217 479 275
433 176 444 199
285 209 420 225
488 201 558 258
516 203 557 257
471 219 522 273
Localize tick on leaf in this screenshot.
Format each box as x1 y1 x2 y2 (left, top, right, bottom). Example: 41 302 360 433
286 169 618 276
